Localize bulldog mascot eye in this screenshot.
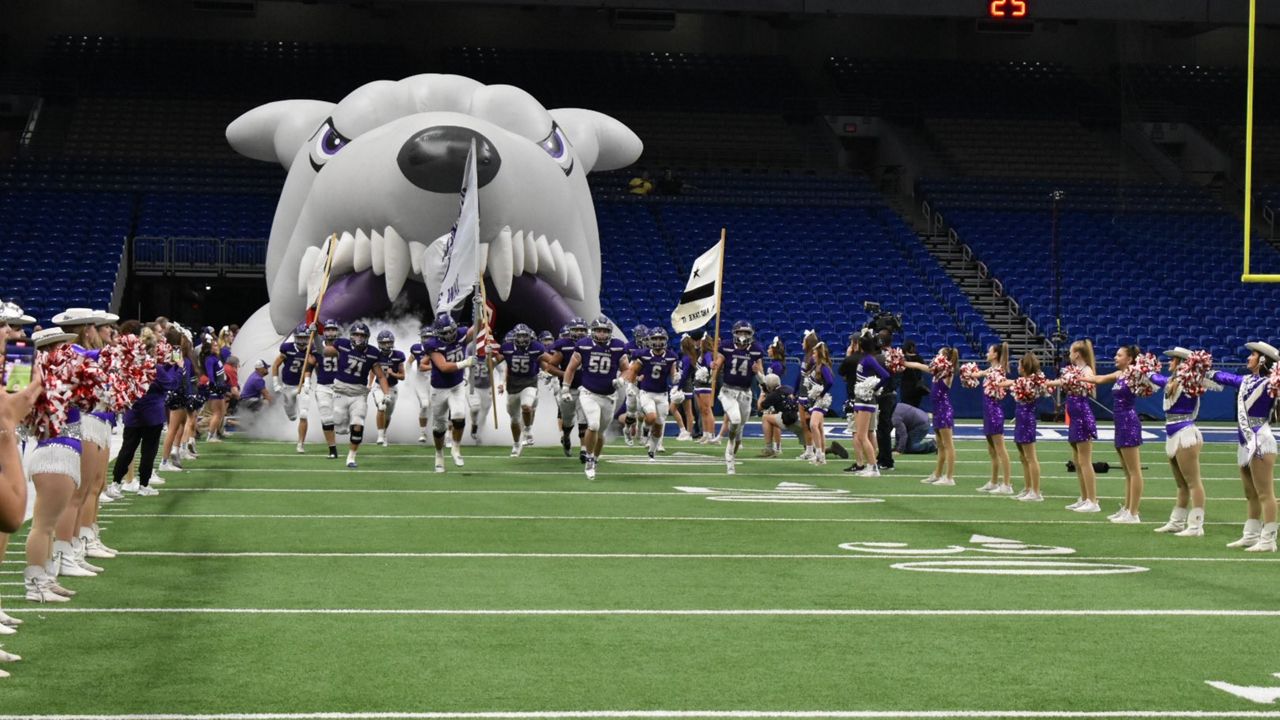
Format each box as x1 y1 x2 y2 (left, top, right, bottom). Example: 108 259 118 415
225 74 642 386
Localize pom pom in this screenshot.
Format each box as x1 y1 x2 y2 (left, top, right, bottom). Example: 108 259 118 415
1059 365 1091 396
883 347 905 374
928 352 953 381
959 362 982 389
25 345 84 439
1123 352 1160 398
1012 373 1047 403
983 367 1008 400
1269 361 1280 400
1177 351 1214 399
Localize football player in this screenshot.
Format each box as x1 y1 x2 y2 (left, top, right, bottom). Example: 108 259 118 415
562 316 629 480
373 330 406 447
322 322 391 468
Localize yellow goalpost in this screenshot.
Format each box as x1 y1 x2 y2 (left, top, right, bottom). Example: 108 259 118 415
1242 0 1280 282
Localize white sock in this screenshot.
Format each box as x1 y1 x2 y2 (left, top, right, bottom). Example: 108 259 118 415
1185 507 1203 527
1244 518 1263 536
1264 522 1279 538
1170 506 1189 523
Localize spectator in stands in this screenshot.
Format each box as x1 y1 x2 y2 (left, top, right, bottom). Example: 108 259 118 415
628 171 654 196
239 359 272 412
656 168 684 196
875 329 899 471
892 402 935 455
900 340 928 407
110 326 167 498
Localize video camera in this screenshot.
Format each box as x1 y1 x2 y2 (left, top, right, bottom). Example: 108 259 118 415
860 301 903 337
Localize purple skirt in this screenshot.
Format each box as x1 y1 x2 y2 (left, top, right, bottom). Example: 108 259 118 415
1066 395 1097 444
982 396 1005 437
1113 409 1143 449
932 395 954 430
1014 402 1037 445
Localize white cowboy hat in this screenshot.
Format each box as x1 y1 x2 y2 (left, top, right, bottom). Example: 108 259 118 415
1246 341 1280 363
0 302 35 326
51 308 98 326
1163 347 1192 360
92 310 120 325
31 328 78 348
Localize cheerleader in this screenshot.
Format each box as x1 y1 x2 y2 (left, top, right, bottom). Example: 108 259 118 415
1149 348 1218 537
1054 339 1100 513
0 304 38 639
200 332 229 443
692 336 718 445
841 334 890 477
674 334 698 441
23 327 89 603
49 308 110 579
796 330 820 461
160 328 195 470
975 342 1013 495
903 348 958 485
803 342 836 465
1211 341 1279 552
1003 353 1048 502
1083 345 1152 523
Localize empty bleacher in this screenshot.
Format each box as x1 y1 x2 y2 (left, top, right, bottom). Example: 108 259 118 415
918 178 1280 358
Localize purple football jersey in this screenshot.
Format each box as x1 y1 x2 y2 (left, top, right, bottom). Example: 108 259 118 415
332 338 382 385
574 337 628 395
277 342 309 386
500 340 546 391
553 337 583 390
719 342 764 389
636 348 679 393
311 342 338 385
426 337 468 389
377 348 407 387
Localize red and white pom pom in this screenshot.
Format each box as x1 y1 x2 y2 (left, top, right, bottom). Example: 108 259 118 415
983 367 1008 400
26 346 80 438
1011 373 1046 403
959 362 982 389
882 347 905 374
1059 365 1090 396
1124 352 1160 398
928 352 953 381
1176 350 1214 399
1269 361 1280 400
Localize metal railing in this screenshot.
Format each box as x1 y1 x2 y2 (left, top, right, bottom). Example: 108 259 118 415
131 235 266 277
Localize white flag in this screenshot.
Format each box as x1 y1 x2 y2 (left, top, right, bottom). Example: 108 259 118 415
670 240 722 332
435 139 481 315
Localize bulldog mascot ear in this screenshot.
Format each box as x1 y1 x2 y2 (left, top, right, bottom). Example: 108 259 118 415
226 99 336 170
548 108 643 174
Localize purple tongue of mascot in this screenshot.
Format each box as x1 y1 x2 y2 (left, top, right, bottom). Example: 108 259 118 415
224 74 643 395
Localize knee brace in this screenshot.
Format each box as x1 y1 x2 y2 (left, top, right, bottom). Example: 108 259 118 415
451 419 466 432
419 409 429 422
578 423 587 438
322 423 335 432
625 416 636 427
433 430 446 440
350 425 364 445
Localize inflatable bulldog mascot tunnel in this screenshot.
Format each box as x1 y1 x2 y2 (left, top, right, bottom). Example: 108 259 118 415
227 75 644 392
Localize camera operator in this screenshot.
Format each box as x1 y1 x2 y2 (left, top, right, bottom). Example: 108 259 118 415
899 339 929 408
875 328 899 471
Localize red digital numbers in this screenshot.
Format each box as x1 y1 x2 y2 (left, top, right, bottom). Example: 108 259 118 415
989 0 1028 18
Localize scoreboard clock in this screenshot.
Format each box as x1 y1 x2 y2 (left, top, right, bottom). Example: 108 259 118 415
988 0 1028 18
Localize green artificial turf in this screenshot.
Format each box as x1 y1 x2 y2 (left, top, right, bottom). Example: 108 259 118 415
1 434 1278 717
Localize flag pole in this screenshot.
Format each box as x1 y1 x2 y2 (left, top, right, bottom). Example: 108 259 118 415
708 228 726 402
477 273 500 429
296 234 338 394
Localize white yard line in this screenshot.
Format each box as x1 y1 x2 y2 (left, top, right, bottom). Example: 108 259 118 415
93 512 1249 528
4 608 1280 618
11 710 1280 719
112 550 1280 562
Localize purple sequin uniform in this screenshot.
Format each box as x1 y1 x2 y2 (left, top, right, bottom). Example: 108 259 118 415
982 394 1005 437
1013 400 1037 445
931 377 954 430
1111 378 1143 448
1066 394 1097 443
